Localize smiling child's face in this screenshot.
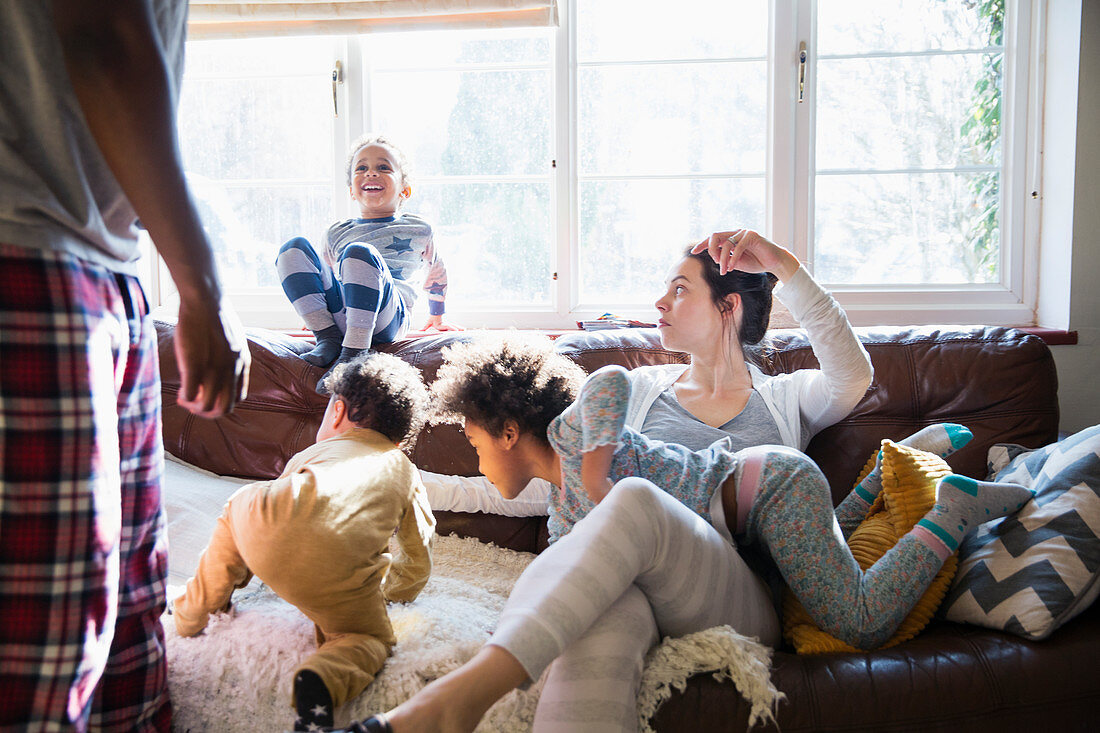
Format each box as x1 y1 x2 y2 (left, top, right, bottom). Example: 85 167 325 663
348 143 407 219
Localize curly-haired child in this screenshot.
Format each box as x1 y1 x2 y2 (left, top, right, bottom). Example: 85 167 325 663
276 134 458 386
171 352 436 731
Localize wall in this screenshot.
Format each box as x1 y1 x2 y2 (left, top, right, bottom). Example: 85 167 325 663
1047 0 1100 433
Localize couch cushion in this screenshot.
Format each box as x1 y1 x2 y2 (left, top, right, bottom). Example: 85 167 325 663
941 425 1100 639
782 441 958 652
653 603 1100 732
158 322 1059 502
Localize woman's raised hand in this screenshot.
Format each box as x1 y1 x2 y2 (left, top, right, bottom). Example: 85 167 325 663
691 229 800 281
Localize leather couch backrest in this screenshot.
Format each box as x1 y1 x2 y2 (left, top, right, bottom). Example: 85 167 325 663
157 322 1058 503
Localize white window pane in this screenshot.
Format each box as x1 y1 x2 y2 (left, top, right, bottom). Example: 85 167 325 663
579 178 765 305
366 29 551 69
179 37 338 296
188 180 333 290
816 53 1001 170
415 182 552 306
179 75 335 180
578 62 766 176
372 69 551 177
813 2 1003 288
814 172 999 285
577 0 767 62
817 0 995 55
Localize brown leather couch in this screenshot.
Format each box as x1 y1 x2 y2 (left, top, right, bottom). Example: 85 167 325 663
156 322 1100 732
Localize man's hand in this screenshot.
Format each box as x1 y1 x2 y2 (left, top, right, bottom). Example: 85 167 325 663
175 296 250 418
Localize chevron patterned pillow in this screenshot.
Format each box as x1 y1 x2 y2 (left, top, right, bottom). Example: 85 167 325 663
941 425 1100 640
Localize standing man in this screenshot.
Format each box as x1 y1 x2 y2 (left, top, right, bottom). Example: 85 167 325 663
0 2 250 730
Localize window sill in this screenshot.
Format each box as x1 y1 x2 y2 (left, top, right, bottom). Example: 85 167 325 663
1018 328 1079 346
281 326 1080 345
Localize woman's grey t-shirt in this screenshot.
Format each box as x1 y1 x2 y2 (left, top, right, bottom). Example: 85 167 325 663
639 387 782 451
640 386 786 611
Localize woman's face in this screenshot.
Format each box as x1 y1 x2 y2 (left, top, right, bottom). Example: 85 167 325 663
462 420 529 499
654 256 731 355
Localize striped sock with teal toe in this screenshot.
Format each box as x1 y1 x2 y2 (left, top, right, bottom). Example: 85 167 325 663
913 474 1035 560
851 423 974 509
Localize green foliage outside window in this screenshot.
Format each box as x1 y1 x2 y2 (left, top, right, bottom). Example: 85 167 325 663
960 0 1004 281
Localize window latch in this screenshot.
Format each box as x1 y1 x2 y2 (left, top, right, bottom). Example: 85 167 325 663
332 60 343 117
798 42 807 103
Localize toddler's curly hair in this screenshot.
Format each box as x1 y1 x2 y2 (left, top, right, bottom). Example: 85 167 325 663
323 352 429 446
430 335 586 442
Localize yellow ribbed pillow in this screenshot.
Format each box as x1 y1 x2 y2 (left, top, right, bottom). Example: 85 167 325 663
782 440 960 654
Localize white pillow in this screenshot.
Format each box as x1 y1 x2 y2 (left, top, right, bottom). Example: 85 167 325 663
419 471 550 517
162 454 252 584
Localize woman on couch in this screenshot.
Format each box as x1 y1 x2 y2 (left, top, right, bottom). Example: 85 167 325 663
415 229 879 730
371 230 990 730
530 229 881 731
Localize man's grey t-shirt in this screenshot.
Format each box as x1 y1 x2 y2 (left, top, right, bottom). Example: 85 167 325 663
0 2 189 273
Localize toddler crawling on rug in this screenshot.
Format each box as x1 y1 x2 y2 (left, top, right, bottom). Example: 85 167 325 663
172 352 436 731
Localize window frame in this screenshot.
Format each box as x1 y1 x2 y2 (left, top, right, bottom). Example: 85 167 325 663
781 0 1041 327
153 0 1045 330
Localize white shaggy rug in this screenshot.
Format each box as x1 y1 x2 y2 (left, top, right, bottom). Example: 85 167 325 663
164 534 781 732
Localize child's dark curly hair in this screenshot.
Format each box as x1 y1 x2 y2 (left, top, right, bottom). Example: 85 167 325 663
430 335 586 443
323 352 429 446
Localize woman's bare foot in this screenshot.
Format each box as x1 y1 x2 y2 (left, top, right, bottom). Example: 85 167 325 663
384 646 528 733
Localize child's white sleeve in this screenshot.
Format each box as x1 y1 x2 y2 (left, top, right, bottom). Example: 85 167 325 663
419 470 550 516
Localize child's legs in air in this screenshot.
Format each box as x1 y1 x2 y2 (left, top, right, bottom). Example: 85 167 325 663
276 237 346 367
337 242 409 359
834 424 973 536
736 445 1031 649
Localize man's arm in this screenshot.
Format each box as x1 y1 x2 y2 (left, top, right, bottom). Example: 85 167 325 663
51 0 249 417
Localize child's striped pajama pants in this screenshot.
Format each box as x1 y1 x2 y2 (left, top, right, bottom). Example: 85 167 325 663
276 237 408 350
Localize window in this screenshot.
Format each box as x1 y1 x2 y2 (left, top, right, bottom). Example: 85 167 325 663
367 31 555 310
170 0 1037 329
575 0 769 310
178 36 341 290
814 0 1004 285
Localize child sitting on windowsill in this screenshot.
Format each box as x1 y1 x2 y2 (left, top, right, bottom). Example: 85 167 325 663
171 352 436 732
276 134 460 391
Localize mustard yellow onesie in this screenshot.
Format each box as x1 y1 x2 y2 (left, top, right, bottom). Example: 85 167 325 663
173 427 435 707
